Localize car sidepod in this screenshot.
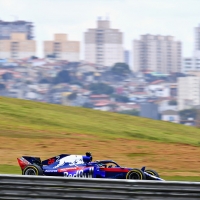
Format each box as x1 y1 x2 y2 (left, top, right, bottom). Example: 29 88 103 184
96 167 130 179
59 166 95 178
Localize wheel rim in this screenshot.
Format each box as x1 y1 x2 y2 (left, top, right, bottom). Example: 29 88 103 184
129 172 141 179
147 171 154 176
25 168 36 175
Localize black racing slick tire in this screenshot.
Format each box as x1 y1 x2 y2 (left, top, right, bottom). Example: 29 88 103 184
145 169 159 179
126 168 146 180
22 164 43 176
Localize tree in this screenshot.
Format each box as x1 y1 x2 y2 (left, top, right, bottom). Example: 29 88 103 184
70 81 83 87
39 79 50 84
168 100 177 105
82 102 94 108
118 109 139 116
0 83 5 90
110 104 118 111
111 63 130 76
30 56 38 59
53 70 71 84
67 92 77 100
2 72 13 81
112 94 129 103
89 83 114 95
179 109 197 120
25 80 32 85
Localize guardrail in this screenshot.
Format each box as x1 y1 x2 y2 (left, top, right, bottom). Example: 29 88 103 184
0 174 200 199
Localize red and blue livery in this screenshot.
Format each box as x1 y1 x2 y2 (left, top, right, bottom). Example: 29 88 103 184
17 152 164 181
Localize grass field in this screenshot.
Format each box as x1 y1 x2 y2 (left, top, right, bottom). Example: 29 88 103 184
1 97 200 181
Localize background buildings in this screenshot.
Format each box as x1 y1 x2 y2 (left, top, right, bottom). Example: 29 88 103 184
1 18 200 125
178 76 200 110
44 34 80 61
0 33 36 59
0 20 35 59
182 24 200 73
182 57 200 73
0 20 33 40
194 24 200 57
133 34 182 73
84 18 123 66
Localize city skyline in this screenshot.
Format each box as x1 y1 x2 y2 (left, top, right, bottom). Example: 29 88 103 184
0 0 200 61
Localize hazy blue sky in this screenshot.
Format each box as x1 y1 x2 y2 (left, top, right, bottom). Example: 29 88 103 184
0 0 200 59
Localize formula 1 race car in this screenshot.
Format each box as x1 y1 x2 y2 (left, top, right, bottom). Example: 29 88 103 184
17 152 164 181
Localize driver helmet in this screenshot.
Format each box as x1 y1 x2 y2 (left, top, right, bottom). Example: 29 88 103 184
86 152 92 161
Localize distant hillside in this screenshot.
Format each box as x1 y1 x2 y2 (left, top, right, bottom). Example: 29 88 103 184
0 97 200 145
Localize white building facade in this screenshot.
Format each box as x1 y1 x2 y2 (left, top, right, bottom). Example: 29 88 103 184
133 34 182 73
161 110 179 123
84 19 124 67
178 76 200 110
182 24 200 73
147 84 170 97
182 57 200 73
195 24 200 56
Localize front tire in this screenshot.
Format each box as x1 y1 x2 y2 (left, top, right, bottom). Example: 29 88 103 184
22 164 43 176
126 168 146 180
145 169 159 180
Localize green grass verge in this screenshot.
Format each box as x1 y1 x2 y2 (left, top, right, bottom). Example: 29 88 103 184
0 165 199 182
162 176 200 182
0 165 21 174
0 97 200 146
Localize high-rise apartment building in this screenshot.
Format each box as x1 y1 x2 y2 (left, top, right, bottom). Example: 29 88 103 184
195 24 200 56
182 57 200 73
133 34 182 73
84 19 123 66
178 76 200 110
182 24 200 73
0 33 36 59
44 34 80 61
0 20 33 40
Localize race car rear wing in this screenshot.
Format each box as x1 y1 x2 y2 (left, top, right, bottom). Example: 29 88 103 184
17 156 42 170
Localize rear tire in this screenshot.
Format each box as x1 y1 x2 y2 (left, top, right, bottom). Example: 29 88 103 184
145 169 159 180
22 164 43 176
126 168 146 180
